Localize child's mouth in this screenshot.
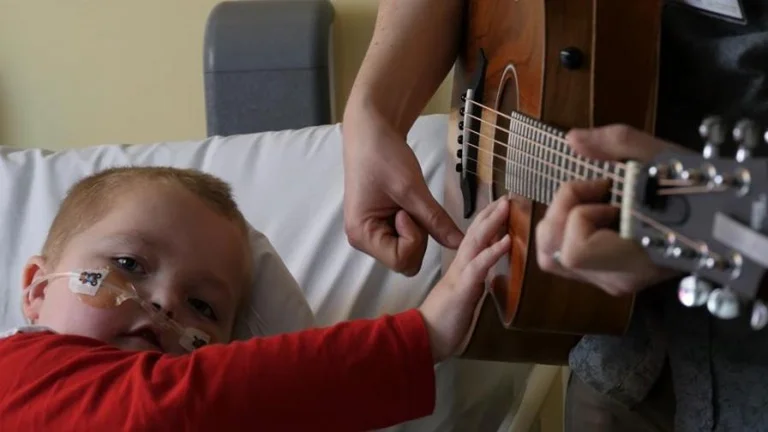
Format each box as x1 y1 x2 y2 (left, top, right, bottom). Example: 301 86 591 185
124 327 164 352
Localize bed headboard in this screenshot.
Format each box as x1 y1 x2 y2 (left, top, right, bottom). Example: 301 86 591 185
203 0 335 136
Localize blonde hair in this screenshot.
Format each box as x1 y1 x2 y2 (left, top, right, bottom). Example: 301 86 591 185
42 166 253 280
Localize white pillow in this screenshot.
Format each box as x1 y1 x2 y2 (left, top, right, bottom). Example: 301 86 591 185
0 114 531 432
0 148 315 339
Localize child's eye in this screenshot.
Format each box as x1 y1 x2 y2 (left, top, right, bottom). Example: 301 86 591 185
188 298 218 321
112 257 145 274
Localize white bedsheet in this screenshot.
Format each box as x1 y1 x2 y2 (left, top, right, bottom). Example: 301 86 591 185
0 114 532 431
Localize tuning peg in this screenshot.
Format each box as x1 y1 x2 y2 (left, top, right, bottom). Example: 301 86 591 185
670 245 699 260
706 287 740 320
641 235 665 248
733 118 761 162
699 116 727 159
751 300 768 331
678 275 713 307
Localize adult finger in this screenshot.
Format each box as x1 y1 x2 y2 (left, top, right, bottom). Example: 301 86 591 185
399 181 464 250
358 210 428 276
545 179 612 225
565 124 667 163
558 204 631 271
535 179 611 271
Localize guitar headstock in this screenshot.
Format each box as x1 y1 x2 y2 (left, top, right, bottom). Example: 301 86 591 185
629 116 768 330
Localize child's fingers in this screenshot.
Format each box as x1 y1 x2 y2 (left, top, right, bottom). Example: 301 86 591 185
470 196 508 230
459 234 511 290
456 198 509 265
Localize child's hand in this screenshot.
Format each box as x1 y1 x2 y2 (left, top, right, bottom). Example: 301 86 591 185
418 197 511 363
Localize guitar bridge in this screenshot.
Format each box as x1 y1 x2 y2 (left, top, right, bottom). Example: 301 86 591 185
456 49 487 219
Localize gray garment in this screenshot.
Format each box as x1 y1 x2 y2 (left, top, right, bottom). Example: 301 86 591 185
569 2 768 431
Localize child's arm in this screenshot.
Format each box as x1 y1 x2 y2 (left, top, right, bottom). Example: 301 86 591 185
0 197 511 431
0 309 434 432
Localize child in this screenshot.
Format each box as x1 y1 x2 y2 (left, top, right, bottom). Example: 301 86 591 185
0 166 511 431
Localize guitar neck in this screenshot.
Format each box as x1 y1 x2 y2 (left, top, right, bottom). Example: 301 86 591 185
459 98 629 207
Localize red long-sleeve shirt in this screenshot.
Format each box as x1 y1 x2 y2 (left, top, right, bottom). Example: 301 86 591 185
0 309 436 431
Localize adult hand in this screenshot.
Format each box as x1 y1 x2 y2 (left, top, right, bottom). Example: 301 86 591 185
342 110 464 276
535 125 683 296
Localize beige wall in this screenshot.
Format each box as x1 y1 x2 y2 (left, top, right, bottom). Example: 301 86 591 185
0 0 451 150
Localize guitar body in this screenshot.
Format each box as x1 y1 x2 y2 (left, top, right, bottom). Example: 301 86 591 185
444 0 663 364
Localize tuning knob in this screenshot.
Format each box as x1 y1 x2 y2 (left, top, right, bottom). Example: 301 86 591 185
699 116 727 159
706 287 740 319
641 235 665 248
670 246 699 260
733 119 761 162
678 275 712 307
751 300 768 331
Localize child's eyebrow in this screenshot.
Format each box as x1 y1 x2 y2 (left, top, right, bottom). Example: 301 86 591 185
102 231 163 251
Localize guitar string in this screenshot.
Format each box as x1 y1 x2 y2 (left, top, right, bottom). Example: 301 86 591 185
464 99 629 169
461 128 625 184
465 99 574 146
461 138 702 194
461 164 708 253
461 155 623 200
460 111 623 180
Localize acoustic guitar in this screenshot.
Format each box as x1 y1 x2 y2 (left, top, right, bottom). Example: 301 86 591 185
443 0 768 364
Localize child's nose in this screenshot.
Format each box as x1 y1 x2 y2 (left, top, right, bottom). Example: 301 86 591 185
145 288 182 320
151 302 174 319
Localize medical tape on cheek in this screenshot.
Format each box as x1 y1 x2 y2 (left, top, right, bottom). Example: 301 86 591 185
68 268 127 308
62 268 212 351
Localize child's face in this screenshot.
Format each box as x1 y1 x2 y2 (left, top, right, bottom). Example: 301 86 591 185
22 183 250 355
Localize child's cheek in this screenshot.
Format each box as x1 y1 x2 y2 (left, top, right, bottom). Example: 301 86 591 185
39 287 131 341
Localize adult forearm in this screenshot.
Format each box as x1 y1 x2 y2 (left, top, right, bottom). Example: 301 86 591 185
344 0 463 135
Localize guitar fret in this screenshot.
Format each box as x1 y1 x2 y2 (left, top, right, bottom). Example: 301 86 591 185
537 120 545 202
504 118 509 192
612 163 624 206
520 114 529 199
509 117 516 193
524 115 533 200
510 113 518 196
509 113 516 195
562 137 571 185
534 118 543 202
545 126 554 203
515 114 523 197
531 121 538 201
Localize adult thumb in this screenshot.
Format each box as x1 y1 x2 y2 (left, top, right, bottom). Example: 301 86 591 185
565 124 667 163
403 187 464 250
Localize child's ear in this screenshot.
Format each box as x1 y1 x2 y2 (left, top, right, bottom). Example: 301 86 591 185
21 255 48 323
